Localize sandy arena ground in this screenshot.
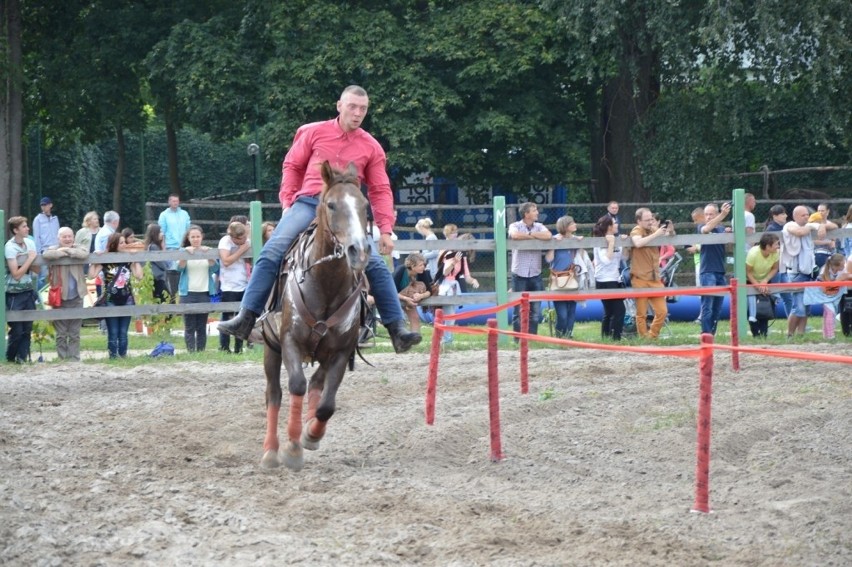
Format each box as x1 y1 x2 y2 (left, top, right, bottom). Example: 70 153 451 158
1 345 850 566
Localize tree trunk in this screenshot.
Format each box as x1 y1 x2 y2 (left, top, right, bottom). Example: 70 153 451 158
1 0 23 216
112 125 125 212
595 50 659 204
586 86 602 203
165 113 182 198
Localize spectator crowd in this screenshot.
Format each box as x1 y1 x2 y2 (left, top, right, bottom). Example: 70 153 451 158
5 195 267 362
5 193 851 363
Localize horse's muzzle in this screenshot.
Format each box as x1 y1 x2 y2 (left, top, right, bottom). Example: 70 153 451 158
346 238 371 270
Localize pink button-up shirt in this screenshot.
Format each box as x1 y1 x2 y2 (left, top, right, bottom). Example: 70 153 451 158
279 118 396 234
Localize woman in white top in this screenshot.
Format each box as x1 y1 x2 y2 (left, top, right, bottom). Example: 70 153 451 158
218 221 251 353
178 225 218 353
592 215 625 340
415 218 440 278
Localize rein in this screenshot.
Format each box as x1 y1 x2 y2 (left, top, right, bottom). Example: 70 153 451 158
301 234 345 279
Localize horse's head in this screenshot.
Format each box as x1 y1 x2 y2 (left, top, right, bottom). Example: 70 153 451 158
318 161 372 271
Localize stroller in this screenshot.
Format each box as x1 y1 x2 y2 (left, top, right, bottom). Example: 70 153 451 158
623 253 683 337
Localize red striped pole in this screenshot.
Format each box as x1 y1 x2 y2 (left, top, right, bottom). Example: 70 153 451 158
487 319 504 462
692 332 714 513
520 292 530 394
425 308 444 425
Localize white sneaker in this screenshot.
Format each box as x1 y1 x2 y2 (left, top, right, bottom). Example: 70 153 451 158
748 317 757 323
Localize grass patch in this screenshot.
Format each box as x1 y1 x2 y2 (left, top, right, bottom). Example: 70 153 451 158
12 314 848 367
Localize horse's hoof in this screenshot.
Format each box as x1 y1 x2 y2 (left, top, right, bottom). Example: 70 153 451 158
302 433 321 451
302 418 323 451
260 449 280 469
283 443 304 472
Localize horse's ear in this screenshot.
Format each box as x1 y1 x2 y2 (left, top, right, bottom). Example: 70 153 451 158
345 162 358 178
321 160 333 186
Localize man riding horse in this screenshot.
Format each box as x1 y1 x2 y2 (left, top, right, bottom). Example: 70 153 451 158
219 85 421 352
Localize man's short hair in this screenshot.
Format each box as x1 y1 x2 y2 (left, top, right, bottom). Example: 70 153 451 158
635 207 650 222
759 232 780 250
518 202 537 217
341 85 368 99
103 210 120 225
8 216 27 236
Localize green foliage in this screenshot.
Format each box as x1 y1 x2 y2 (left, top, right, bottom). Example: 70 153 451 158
133 264 178 340
23 124 267 231
16 0 852 214
637 82 852 201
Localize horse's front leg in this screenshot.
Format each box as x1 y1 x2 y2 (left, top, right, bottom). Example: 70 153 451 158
302 352 349 450
260 344 284 469
282 347 308 472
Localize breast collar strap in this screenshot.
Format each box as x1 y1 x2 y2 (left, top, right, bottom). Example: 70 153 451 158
287 270 367 361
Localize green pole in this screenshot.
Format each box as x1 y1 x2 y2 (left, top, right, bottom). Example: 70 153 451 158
731 188 747 338
492 196 509 341
0 210 6 356
249 201 263 261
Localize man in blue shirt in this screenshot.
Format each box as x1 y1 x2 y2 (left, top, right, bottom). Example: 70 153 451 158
158 194 191 299
94 211 119 252
32 197 60 289
698 202 732 334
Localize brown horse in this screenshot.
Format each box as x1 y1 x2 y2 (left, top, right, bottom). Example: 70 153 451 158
261 161 370 470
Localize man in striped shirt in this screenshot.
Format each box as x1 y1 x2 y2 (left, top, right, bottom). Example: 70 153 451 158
508 203 552 336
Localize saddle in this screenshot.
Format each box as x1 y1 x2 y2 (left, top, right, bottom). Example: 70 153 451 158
260 221 371 366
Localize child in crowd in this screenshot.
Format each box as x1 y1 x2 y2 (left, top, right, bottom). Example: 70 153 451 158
415 218 440 278
261 221 276 245
218 221 251 354
178 225 218 352
804 253 847 340
143 223 170 303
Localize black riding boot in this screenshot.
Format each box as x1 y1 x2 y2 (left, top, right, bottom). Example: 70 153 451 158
386 320 422 353
217 309 258 341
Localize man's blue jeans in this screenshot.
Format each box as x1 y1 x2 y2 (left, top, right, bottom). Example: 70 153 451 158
769 272 792 318
241 196 405 326
511 274 543 335
700 271 727 335
789 272 812 317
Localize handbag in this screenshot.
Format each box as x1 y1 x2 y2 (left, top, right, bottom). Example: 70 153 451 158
755 293 776 320
47 268 63 308
550 268 579 291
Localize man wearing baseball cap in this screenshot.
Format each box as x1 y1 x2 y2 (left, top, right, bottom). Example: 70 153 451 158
33 197 60 290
